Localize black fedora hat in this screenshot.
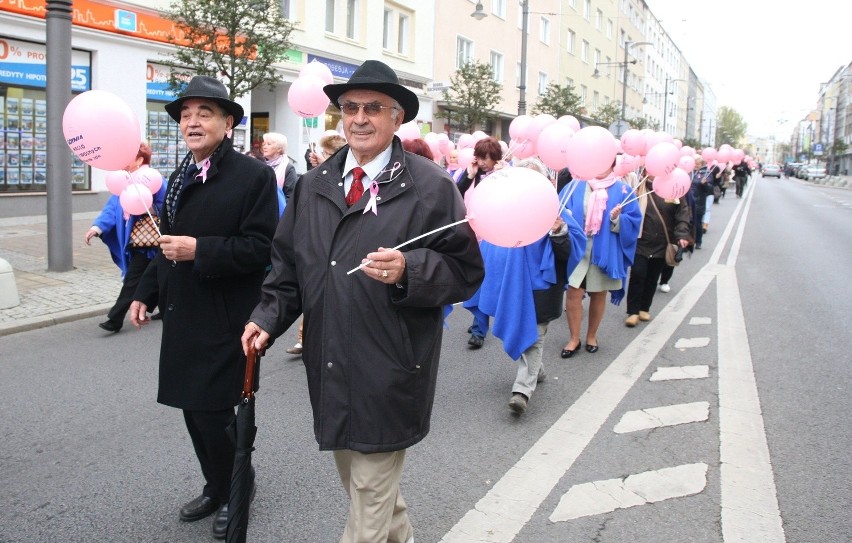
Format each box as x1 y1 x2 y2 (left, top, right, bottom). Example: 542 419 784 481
165 75 244 123
324 60 419 123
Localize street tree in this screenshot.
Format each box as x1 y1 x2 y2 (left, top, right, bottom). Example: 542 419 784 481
716 106 748 147
591 102 621 127
161 0 295 99
682 137 702 150
627 116 659 131
533 83 584 118
443 61 502 133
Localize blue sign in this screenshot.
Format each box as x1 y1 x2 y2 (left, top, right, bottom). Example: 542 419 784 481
813 143 824 156
307 54 358 80
115 10 138 32
0 62 90 92
146 81 178 102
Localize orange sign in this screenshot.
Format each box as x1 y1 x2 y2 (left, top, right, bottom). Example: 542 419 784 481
1 0 180 45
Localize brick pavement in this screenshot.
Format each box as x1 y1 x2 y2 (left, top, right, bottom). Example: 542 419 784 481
0 212 121 336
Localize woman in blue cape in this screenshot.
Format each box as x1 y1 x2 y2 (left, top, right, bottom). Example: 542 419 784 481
558 168 642 357
462 159 584 414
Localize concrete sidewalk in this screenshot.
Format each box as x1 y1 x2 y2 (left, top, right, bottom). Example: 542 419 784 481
0 212 121 336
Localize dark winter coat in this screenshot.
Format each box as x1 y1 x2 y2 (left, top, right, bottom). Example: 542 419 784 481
249 137 484 453
135 138 278 411
636 189 692 260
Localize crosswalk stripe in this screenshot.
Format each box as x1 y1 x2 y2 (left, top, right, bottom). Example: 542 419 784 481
689 317 712 325
613 401 710 433
675 337 711 349
549 463 708 522
650 365 710 381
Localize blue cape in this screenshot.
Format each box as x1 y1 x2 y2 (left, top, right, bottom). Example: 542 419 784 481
558 179 642 305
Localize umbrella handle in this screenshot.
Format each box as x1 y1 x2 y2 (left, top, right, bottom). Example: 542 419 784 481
242 345 258 401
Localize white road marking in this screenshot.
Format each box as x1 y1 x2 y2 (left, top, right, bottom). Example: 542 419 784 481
650 365 710 381
674 337 711 349
613 402 710 433
689 317 712 325
549 463 708 522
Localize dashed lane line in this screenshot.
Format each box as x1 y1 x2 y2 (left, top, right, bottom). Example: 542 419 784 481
613 402 710 434
674 337 711 349
649 365 710 381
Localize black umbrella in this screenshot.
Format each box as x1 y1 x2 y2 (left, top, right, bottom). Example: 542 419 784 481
225 345 259 543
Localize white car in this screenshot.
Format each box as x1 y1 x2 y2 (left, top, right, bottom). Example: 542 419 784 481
803 165 827 180
762 164 781 178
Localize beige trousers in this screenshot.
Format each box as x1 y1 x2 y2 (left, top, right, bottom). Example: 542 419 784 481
333 449 413 543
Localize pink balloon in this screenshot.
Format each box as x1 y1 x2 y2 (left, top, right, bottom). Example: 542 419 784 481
299 60 334 85
645 131 674 151
288 75 330 118
526 114 557 143
457 148 475 169
510 137 536 160
613 155 630 177
645 142 681 177
620 129 646 156
396 121 421 142
119 184 153 215
678 155 696 173
673 139 683 149
104 170 130 196
457 133 476 150
652 168 691 199
437 133 451 155
131 166 163 194
557 115 581 132
509 115 534 141
467 166 560 248
535 122 574 170
717 145 733 164
732 149 745 165
63 90 141 171
680 146 695 157
471 130 489 142
621 154 641 174
701 147 718 163
566 126 618 179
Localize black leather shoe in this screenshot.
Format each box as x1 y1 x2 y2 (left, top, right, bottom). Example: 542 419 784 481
179 495 220 522
212 504 228 540
585 344 599 353
468 335 484 349
98 320 121 333
560 341 581 359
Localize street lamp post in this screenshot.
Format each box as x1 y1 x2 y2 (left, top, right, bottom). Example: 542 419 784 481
621 40 652 126
471 0 530 116
662 77 684 134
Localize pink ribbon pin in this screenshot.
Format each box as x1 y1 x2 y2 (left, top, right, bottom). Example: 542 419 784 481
199 158 211 183
363 181 379 215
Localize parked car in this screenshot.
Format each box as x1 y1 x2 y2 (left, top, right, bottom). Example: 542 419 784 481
803 165 827 180
795 164 811 179
762 164 781 178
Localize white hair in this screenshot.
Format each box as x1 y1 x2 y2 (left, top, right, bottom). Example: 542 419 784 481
263 132 288 154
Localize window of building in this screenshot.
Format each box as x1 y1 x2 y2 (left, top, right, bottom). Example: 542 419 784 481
580 84 587 105
457 36 474 68
492 0 506 18
567 29 576 54
490 51 504 83
596 9 603 30
280 0 293 19
583 0 591 20
607 19 613 39
593 90 599 109
397 14 410 55
594 48 601 68
325 0 335 32
538 72 549 95
383 9 392 49
540 17 551 44
581 40 589 63
346 0 359 40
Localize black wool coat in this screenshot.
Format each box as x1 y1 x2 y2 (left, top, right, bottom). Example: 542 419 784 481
135 139 278 411
250 138 484 453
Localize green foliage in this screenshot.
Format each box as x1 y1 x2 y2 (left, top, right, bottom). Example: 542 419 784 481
715 106 748 147
161 0 295 99
590 102 621 126
532 83 583 117
682 137 702 150
831 137 848 155
442 61 502 133
627 116 659 131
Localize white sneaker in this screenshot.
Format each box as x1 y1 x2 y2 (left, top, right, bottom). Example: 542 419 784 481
659 284 671 293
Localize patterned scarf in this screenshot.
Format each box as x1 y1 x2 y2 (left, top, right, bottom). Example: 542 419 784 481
164 142 226 227
584 174 617 235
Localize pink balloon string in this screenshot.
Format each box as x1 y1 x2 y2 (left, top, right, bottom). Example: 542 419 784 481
346 218 470 275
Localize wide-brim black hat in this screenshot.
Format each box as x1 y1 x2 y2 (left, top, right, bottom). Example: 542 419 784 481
324 60 419 123
165 75 244 123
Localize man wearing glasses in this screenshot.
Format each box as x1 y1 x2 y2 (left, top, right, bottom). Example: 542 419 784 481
243 60 483 542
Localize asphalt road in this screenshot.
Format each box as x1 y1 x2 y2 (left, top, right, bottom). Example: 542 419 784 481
1 175 849 543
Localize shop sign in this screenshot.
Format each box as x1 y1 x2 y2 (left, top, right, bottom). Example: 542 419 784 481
0 38 91 91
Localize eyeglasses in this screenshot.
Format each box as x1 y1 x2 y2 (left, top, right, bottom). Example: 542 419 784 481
338 101 398 117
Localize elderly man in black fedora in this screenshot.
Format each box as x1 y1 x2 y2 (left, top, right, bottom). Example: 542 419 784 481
242 60 483 542
129 75 278 539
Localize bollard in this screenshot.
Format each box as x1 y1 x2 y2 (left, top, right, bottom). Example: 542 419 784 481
0 258 21 309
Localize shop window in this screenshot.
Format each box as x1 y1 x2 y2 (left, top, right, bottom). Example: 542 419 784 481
146 104 187 175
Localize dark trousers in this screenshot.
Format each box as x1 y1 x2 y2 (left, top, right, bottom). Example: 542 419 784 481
626 255 667 315
467 306 490 339
735 176 747 197
106 251 154 325
659 264 674 285
183 408 236 503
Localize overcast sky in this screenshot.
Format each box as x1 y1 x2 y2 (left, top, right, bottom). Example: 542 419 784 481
645 0 849 140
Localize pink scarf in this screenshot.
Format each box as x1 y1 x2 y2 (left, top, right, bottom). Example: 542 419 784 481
584 175 617 235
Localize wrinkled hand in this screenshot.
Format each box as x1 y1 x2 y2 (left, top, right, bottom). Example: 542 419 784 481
130 301 149 328
610 204 622 220
84 228 99 245
362 248 406 284
159 235 196 261
466 163 479 178
241 322 270 356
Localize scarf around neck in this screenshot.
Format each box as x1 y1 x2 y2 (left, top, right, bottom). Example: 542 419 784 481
585 174 618 235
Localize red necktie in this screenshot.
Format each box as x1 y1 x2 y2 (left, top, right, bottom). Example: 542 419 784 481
346 167 366 207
